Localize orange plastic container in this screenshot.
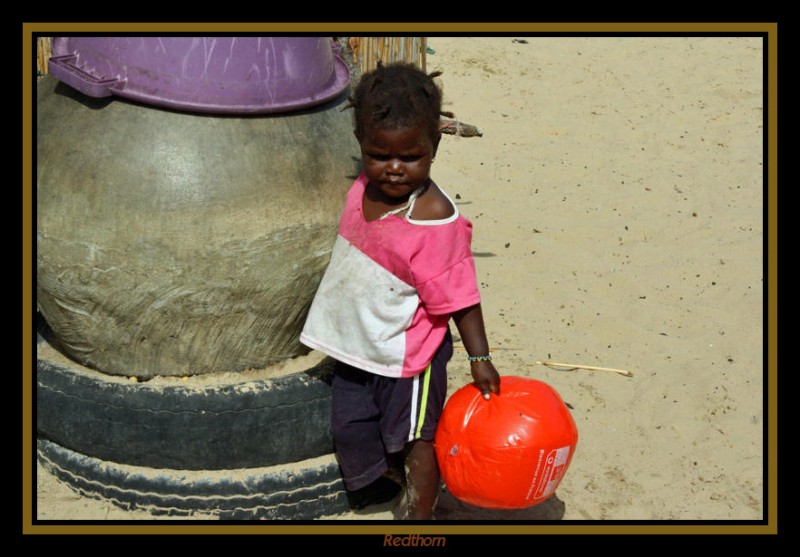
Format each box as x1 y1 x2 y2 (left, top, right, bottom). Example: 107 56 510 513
435 376 578 509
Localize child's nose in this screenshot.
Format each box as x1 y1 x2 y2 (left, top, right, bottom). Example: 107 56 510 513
388 159 403 172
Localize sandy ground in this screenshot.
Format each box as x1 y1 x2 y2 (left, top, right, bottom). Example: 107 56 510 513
34 36 765 523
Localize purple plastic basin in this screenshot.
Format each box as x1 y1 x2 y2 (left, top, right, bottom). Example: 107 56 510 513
49 37 350 114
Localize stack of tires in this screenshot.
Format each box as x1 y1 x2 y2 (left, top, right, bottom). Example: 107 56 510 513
36 37 357 519
37 318 348 519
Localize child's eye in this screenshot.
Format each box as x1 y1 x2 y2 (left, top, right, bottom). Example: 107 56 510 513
367 153 389 161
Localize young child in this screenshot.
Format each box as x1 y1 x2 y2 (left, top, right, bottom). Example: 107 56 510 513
300 62 500 520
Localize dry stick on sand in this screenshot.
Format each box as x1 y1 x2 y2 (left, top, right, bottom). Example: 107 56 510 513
440 118 483 137
454 346 519 351
536 361 634 378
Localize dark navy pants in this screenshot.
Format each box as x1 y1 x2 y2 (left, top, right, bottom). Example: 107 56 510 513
331 330 453 491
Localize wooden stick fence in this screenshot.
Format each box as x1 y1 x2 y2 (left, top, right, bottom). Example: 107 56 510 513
349 37 427 73
37 37 53 75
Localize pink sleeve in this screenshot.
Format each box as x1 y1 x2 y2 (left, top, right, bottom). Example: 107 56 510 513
416 256 481 316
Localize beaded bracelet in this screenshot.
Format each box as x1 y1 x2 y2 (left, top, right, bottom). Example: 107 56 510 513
467 354 493 362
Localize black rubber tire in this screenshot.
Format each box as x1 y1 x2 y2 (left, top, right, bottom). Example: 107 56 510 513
37 342 335 470
37 438 350 520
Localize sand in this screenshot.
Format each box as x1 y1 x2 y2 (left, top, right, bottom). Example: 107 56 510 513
34 36 765 523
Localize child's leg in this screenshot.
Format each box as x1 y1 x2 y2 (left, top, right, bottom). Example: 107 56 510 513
380 329 453 519
404 439 439 520
332 363 392 491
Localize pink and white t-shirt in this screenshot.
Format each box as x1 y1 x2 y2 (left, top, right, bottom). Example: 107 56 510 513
300 173 480 379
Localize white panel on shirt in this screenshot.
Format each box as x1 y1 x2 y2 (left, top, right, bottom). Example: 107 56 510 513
300 235 418 376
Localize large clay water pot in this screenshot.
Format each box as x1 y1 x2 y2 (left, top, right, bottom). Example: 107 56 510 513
37 38 358 377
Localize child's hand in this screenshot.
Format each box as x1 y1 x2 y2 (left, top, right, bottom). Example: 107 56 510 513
452 303 502 400
470 360 500 400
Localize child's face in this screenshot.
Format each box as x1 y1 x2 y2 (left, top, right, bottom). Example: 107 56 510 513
359 124 440 200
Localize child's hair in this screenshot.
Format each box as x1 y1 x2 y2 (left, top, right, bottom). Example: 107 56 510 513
346 62 454 141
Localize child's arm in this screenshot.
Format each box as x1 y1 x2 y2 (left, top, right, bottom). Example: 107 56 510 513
452 303 501 400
